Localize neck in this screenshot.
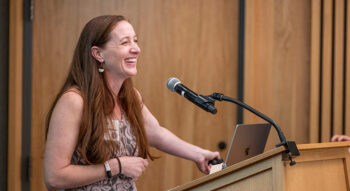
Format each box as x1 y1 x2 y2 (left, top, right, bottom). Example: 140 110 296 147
104 72 126 100
104 73 126 120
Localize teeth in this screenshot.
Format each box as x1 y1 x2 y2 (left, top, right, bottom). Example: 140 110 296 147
125 58 136 62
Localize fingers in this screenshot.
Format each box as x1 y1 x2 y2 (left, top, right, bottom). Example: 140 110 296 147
332 135 350 155
208 151 221 161
332 135 341 142
140 159 148 173
119 157 148 179
213 151 221 159
203 150 221 162
134 157 148 175
340 136 350 141
332 135 350 142
200 163 210 174
143 158 149 167
196 150 222 175
195 157 209 174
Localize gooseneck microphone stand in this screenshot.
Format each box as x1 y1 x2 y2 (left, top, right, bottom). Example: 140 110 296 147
203 92 300 166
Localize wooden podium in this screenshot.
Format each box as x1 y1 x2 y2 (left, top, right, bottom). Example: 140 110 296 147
168 142 350 191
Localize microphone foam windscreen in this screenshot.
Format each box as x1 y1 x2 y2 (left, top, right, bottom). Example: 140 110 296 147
166 77 180 92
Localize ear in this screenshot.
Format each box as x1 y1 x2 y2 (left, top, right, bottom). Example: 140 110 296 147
91 46 104 63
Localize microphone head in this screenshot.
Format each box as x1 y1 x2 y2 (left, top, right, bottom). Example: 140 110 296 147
166 77 180 92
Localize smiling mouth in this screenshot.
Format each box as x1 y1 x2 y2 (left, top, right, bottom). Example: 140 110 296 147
125 58 136 63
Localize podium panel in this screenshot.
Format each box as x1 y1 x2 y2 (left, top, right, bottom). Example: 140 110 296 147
218 169 272 191
169 142 350 191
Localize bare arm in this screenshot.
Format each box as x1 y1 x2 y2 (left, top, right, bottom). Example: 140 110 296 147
142 105 220 174
44 91 109 190
44 91 147 190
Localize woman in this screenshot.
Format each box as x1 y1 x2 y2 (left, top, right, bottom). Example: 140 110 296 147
44 15 220 190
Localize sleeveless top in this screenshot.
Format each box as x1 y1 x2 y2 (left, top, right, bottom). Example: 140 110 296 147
67 114 139 191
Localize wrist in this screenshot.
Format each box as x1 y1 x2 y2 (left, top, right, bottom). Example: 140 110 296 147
115 156 122 175
104 161 112 178
107 158 121 176
193 147 206 163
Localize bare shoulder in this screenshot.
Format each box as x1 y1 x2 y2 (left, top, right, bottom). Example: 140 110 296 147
47 88 84 139
55 88 84 115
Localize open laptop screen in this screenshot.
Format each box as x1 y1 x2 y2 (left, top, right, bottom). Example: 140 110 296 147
225 123 271 167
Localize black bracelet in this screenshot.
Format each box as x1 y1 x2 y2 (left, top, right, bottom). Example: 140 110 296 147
116 156 122 175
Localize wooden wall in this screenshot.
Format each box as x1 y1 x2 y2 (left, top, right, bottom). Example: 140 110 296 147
31 0 239 190
243 0 311 149
7 0 347 190
8 0 23 190
0 0 9 190
243 0 350 150
310 0 350 143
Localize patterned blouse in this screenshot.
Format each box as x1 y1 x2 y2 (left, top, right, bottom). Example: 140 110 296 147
67 115 138 191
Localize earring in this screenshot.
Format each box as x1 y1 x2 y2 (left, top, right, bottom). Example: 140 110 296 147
98 61 104 73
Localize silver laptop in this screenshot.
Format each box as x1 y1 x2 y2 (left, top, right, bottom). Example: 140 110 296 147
225 123 271 167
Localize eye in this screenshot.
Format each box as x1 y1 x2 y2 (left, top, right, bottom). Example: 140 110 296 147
134 39 138 43
121 41 128 45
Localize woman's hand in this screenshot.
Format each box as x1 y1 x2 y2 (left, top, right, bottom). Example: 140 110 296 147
331 135 350 153
194 150 220 174
118 156 148 179
331 135 350 142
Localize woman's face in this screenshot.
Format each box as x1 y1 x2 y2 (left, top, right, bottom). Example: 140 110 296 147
101 21 141 79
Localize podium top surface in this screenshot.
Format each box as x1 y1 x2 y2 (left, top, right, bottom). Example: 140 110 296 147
297 141 350 150
168 141 350 191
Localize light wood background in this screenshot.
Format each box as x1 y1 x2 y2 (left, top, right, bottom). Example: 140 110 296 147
244 0 311 149
310 0 350 143
31 0 239 190
7 0 349 190
8 0 23 190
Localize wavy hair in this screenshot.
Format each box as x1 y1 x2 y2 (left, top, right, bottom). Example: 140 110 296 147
46 15 154 164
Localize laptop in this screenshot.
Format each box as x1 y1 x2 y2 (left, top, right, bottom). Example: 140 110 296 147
224 123 271 167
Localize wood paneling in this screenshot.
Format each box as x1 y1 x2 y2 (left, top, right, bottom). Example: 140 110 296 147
346 0 350 135
134 1 239 189
310 0 321 143
0 0 9 189
169 142 350 191
310 0 349 142
8 0 23 190
31 1 79 190
321 0 333 142
32 0 239 190
333 0 345 136
244 0 311 149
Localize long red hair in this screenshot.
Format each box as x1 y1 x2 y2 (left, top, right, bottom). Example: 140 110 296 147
46 15 154 164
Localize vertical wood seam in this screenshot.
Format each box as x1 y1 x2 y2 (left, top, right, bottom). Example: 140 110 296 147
8 0 23 190
330 0 335 138
310 0 322 143
343 0 349 134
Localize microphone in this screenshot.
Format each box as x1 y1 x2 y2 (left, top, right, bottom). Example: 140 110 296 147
209 93 300 166
166 77 217 114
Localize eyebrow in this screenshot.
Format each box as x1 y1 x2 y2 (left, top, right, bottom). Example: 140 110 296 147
120 35 138 41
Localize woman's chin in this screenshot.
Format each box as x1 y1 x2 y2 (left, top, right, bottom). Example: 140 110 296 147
125 70 137 77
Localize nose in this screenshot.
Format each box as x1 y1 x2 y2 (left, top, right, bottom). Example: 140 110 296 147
131 43 141 54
